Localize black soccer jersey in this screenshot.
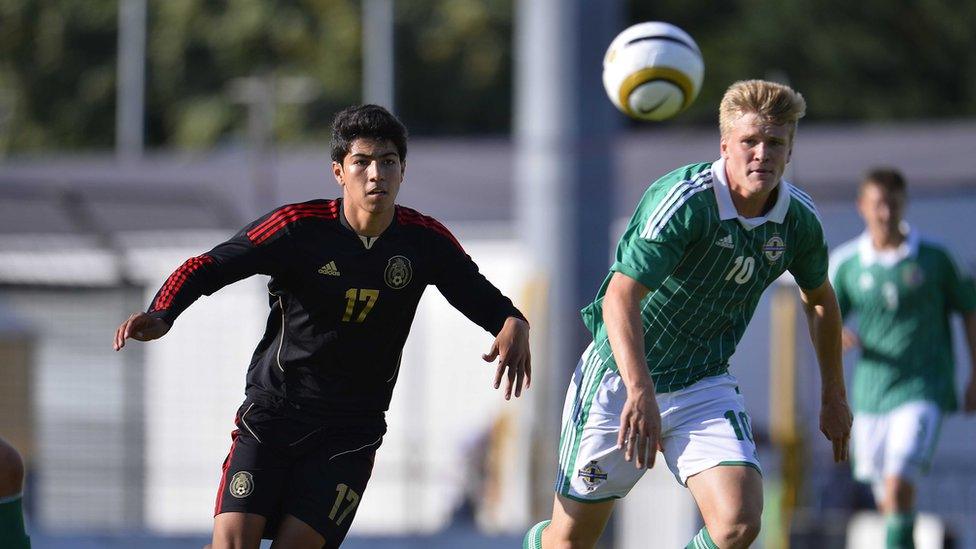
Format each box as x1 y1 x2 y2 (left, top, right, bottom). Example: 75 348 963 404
147 198 525 417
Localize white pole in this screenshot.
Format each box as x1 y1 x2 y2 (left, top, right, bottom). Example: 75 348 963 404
116 0 146 161
362 0 395 110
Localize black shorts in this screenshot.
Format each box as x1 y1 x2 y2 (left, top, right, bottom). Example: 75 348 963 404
214 398 386 545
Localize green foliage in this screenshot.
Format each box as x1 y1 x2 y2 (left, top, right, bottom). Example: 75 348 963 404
0 0 974 151
395 0 511 135
634 0 976 124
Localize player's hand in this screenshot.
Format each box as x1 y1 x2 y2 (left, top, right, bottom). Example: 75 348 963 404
617 386 661 469
840 328 860 352
820 392 852 462
964 378 976 413
113 312 171 351
483 316 531 400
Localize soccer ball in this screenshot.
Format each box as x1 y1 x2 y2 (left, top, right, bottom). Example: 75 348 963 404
602 22 704 121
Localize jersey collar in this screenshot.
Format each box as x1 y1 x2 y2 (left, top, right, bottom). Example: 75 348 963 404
857 223 919 267
710 158 792 230
336 198 390 249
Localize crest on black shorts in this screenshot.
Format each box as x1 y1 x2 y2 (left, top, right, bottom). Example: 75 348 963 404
230 471 254 498
384 255 412 289
578 460 608 492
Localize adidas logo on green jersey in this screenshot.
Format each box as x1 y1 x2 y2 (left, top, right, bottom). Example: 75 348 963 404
715 234 734 249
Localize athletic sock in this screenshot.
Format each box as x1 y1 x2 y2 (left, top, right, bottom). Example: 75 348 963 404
685 526 719 549
0 493 31 549
885 512 915 549
523 519 550 549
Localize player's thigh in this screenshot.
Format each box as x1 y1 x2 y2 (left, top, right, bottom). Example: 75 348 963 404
283 430 384 547
851 412 887 483
555 345 645 502
270 514 325 549
659 374 762 486
214 427 290 533
211 512 266 549
686 465 763 531
545 493 616 549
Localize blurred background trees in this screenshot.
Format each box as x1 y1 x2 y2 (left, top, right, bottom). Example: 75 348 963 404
1 0 974 152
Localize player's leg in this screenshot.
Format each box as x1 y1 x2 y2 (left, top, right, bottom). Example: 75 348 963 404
685 465 763 548
212 512 267 549
879 401 941 549
850 411 887 508
270 514 324 548
0 437 30 549
532 494 614 549
212 401 291 549
659 374 763 549
527 343 644 549
881 475 915 549
276 427 384 548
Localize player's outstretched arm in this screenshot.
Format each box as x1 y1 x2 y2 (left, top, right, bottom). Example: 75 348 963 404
113 312 171 351
604 272 660 470
798 279 853 462
482 316 531 400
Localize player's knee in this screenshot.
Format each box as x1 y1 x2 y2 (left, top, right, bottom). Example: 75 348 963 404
709 516 761 549
888 478 915 512
0 440 25 497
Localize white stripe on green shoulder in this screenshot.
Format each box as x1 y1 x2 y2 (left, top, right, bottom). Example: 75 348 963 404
640 171 713 240
828 237 860 283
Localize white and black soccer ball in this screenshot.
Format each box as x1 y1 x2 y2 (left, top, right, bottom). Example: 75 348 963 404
602 22 704 121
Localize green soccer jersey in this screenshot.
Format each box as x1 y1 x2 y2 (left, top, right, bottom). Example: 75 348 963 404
581 160 829 393
831 229 976 413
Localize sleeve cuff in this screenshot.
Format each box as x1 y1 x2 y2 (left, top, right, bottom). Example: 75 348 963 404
611 262 662 291
147 309 176 327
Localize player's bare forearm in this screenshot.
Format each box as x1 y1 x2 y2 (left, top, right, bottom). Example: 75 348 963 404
604 272 660 468
799 281 846 399
799 279 852 461
604 273 653 393
483 316 531 400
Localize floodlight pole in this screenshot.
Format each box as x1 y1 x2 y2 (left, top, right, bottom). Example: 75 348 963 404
514 0 621 520
116 0 146 161
362 0 395 110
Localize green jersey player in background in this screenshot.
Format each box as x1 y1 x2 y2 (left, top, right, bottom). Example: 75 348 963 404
524 80 852 549
830 168 976 549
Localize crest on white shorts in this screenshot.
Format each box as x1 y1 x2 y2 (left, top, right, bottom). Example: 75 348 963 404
230 471 254 498
578 460 608 492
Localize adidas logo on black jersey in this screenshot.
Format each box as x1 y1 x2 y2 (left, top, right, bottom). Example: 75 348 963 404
318 261 341 276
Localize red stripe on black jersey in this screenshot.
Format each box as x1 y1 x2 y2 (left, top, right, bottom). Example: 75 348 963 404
247 201 339 245
150 254 215 312
396 207 464 252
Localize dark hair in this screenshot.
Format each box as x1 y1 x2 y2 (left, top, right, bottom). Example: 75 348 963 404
861 167 907 195
330 104 408 163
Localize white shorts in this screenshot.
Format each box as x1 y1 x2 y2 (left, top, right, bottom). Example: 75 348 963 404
851 400 943 484
554 343 761 502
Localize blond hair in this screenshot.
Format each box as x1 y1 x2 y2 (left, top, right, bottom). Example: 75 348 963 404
719 80 806 140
